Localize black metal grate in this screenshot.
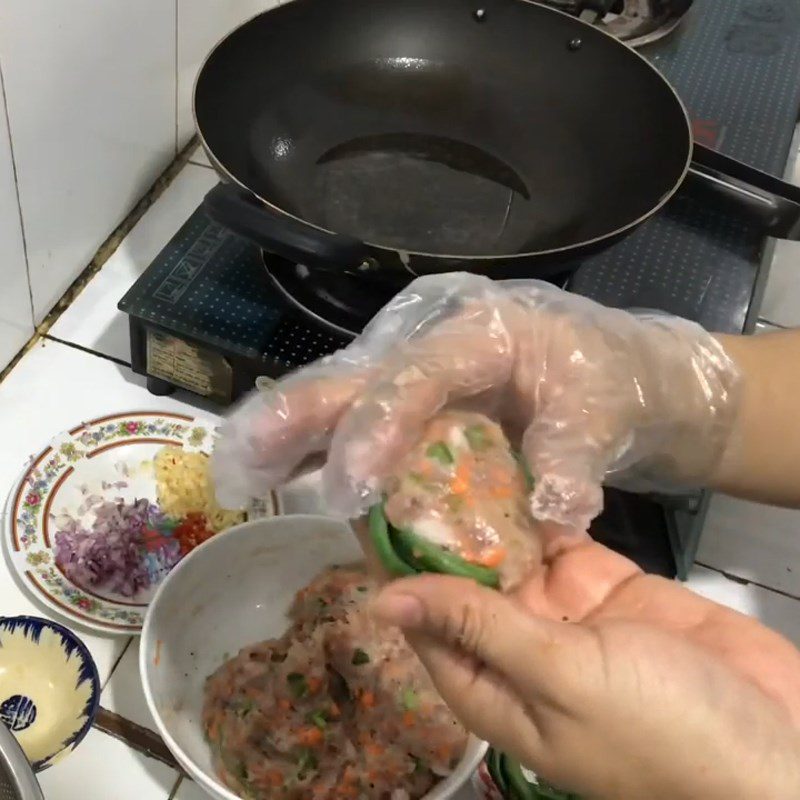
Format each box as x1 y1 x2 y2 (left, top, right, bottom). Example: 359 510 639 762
570 0 800 333
262 316 350 369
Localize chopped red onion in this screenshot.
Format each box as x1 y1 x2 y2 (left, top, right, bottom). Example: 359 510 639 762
54 499 179 597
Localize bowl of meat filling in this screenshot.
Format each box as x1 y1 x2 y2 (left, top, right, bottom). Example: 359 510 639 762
140 514 487 800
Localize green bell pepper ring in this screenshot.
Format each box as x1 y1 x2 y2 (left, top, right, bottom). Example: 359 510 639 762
490 750 579 800
504 755 536 800
368 504 417 577
487 748 509 795
393 526 501 589
390 524 428 572
367 503 500 588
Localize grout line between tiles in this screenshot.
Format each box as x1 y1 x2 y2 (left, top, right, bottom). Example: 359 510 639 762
756 316 790 330
695 560 800 603
0 138 199 391
0 56 35 328
44 334 132 369
187 158 214 170
174 0 180 157
93 707 180 770
33 136 199 343
168 774 186 800
102 636 134 691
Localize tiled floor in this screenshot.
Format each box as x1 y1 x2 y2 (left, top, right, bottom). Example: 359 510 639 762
4 139 800 797
37 727 180 800
100 639 159 733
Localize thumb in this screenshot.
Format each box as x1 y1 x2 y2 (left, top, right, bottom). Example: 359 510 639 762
372 576 580 717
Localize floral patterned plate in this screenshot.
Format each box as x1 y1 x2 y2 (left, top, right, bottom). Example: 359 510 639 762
3 412 277 635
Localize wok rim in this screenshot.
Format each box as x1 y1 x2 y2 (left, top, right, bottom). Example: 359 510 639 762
192 0 693 264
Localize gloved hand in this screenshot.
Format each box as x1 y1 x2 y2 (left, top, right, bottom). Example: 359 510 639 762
371 543 800 800
212 273 740 531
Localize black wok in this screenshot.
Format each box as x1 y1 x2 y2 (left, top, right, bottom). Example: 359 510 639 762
196 0 800 281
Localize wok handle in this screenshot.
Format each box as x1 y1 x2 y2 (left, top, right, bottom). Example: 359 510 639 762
688 143 800 241
203 183 372 269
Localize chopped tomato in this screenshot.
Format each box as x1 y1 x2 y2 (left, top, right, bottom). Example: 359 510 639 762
173 512 215 555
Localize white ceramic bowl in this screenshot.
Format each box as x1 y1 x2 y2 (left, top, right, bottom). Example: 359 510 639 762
140 514 487 800
0 616 99 771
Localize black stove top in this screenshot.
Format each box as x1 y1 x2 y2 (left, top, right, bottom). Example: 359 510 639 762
120 0 800 580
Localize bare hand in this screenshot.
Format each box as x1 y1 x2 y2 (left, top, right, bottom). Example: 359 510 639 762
372 541 800 800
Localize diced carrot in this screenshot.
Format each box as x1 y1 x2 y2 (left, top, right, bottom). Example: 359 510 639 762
360 690 376 708
450 461 472 494
474 546 507 568
265 770 283 787
435 743 453 763
365 742 385 758
489 463 513 482
328 702 340 718
307 676 323 694
489 485 514 499
278 698 291 711
297 726 324 747
402 711 416 728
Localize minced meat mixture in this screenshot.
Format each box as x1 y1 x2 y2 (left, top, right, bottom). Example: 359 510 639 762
384 411 541 590
202 566 468 799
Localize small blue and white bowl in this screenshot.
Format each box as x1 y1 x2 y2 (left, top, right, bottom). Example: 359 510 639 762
0 616 99 771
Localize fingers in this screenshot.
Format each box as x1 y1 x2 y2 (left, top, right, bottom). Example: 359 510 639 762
522 428 606 532
211 369 368 508
322 309 516 515
373 575 574 695
514 539 642 623
371 575 547 750
516 334 625 531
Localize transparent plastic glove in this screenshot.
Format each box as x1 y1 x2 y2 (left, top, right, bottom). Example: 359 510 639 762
212 273 740 530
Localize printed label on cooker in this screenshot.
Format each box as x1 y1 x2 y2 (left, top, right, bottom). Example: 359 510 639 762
146 330 232 402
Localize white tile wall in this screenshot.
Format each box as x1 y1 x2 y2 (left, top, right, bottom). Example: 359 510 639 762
0 1 176 325
48 164 219 363
176 0 281 148
0 68 34 369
